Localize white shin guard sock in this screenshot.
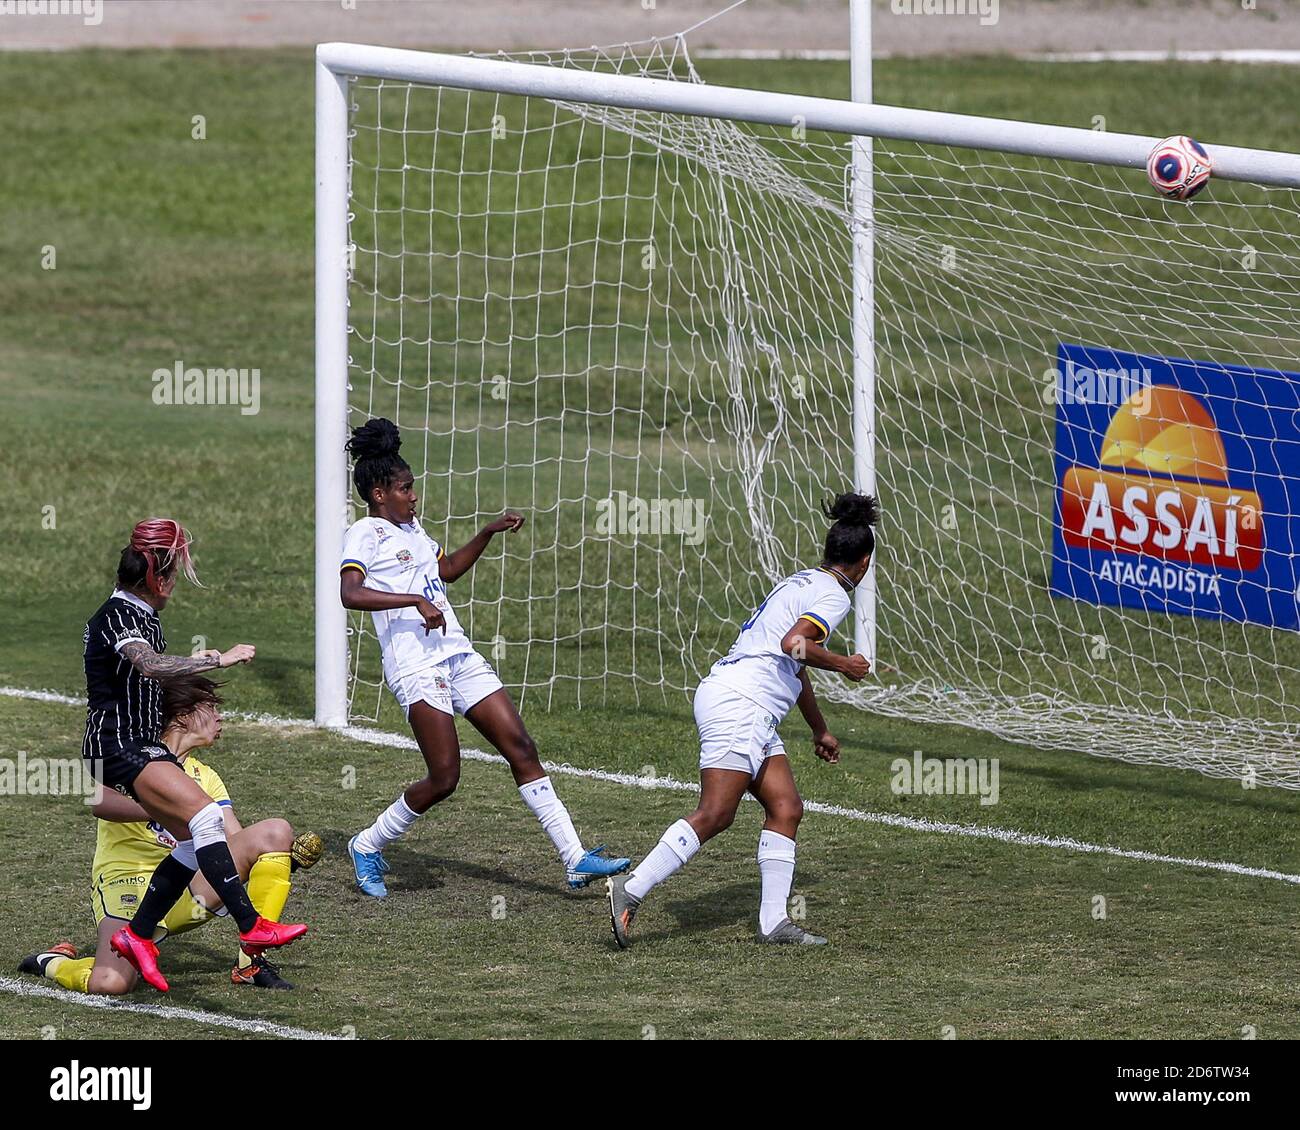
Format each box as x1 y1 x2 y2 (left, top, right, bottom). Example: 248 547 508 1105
626 819 701 900
757 830 797 935
519 776 584 869
354 793 420 855
189 801 226 848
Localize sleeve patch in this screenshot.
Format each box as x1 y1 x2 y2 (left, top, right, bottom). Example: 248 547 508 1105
798 613 831 641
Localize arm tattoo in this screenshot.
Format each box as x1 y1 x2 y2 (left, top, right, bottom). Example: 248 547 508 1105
119 641 219 677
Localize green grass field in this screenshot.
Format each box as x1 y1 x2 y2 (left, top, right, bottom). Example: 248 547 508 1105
1 48 1298 1039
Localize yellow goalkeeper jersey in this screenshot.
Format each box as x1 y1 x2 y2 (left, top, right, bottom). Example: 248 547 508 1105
91 755 231 880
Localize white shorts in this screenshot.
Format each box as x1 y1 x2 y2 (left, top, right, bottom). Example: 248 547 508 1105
694 678 785 778
389 650 504 719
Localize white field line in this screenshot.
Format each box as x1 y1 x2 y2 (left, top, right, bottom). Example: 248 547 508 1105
6 684 1299 886
0 975 345 1040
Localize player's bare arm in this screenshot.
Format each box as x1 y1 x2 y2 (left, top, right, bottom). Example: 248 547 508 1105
780 619 870 681
438 510 525 583
339 569 445 634
795 668 840 764
91 791 151 823
118 641 254 677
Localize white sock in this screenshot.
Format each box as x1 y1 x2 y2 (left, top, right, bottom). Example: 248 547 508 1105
354 794 420 855
757 830 797 935
519 776 584 869
626 819 700 900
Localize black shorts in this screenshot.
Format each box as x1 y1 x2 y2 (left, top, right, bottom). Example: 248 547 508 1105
83 741 181 801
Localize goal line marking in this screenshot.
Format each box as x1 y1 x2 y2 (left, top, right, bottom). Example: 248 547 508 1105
6 684 1298 887
0 975 345 1041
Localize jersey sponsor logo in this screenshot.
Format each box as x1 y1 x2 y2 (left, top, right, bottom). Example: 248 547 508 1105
421 573 444 601
1051 344 1298 628
146 820 178 849
142 745 170 760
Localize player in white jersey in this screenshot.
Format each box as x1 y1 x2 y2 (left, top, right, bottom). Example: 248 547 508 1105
608 492 878 947
340 418 630 896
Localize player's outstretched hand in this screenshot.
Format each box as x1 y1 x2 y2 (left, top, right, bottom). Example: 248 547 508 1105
486 510 525 535
415 596 446 635
813 731 840 763
840 653 871 682
218 644 256 668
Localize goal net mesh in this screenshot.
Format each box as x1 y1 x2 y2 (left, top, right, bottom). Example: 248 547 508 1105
340 38 1300 789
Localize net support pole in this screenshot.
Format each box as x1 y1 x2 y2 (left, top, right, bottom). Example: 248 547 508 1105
849 0 876 666
315 53 351 728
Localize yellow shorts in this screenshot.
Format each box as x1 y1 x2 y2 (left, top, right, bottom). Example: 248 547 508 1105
92 871 216 940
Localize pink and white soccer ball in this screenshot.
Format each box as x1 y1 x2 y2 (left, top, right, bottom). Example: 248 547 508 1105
1146 135 1213 200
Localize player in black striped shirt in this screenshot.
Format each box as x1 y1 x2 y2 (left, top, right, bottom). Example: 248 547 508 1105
84 518 307 991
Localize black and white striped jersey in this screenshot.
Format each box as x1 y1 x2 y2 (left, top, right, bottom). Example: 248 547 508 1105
82 590 166 758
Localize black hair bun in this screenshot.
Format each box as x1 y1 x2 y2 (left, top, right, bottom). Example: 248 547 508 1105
823 492 879 528
347 417 402 460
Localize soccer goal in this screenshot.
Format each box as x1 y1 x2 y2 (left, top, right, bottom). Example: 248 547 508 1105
314 13 1300 790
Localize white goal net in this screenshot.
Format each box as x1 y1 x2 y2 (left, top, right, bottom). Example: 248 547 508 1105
335 36 1300 789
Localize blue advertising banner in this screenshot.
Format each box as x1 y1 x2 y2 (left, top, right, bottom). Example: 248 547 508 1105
1049 343 1300 629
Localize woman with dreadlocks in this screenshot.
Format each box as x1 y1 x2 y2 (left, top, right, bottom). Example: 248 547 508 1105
340 418 630 896
83 518 307 992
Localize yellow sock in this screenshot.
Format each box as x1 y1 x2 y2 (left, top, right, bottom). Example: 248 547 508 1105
238 852 292 970
50 956 94 994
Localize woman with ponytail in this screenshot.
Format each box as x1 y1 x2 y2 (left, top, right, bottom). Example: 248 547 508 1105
83 518 307 992
339 418 630 897
608 492 877 949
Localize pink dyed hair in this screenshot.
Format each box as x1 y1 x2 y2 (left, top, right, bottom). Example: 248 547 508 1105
129 518 201 592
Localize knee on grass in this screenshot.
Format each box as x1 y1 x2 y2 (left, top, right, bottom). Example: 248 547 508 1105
88 965 135 996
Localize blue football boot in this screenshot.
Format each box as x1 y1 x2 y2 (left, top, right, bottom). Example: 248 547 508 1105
348 835 390 898
566 844 631 889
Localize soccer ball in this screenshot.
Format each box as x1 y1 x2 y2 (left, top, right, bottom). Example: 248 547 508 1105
1145 135 1213 200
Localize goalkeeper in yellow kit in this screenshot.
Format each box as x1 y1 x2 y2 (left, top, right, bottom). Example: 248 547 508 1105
19 674 322 992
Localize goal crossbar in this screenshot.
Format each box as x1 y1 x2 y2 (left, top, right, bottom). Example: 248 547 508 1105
316 42 1300 188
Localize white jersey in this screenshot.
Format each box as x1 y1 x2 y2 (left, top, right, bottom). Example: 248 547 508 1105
705 568 853 719
341 517 475 681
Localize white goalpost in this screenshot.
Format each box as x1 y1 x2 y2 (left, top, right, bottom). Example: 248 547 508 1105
314 9 1300 791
